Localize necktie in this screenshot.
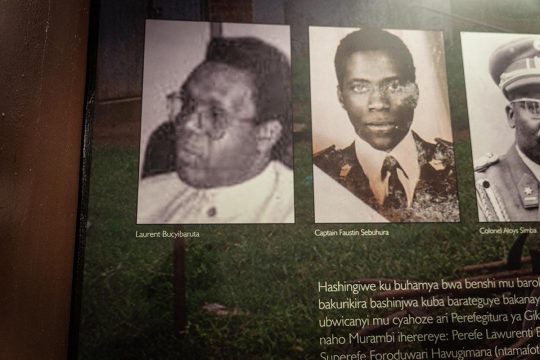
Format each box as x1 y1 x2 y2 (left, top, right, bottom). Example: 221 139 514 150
381 155 407 208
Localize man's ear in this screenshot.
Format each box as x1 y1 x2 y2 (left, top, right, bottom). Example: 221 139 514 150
256 119 283 153
337 85 344 108
506 104 516 128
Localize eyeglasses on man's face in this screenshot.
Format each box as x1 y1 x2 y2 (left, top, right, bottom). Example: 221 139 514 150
511 98 540 116
175 100 256 140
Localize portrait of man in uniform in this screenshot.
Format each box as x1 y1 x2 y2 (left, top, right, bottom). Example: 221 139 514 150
136 21 294 224
311 27 459 223
463 33 540 222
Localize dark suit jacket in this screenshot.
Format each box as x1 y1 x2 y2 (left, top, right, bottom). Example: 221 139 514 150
475 145 540 222
313 132 460 222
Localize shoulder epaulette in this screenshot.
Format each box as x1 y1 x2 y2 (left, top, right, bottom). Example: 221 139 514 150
474 153 499 172
313 144 355 179
313 145 336 159
434 137 452 148
475 177 509 221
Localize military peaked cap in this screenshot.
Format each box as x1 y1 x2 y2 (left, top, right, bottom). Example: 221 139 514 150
489 37 540 97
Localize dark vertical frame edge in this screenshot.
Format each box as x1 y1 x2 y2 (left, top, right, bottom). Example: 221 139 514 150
68 0 101 358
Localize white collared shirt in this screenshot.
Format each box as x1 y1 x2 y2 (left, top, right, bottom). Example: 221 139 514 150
354 131 420 207
516 145 540 181
137 160 294 224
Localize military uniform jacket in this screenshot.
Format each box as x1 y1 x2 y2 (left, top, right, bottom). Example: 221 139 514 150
313 132 460 222
475 146 540 222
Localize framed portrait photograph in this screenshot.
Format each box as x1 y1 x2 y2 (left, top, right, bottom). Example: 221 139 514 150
136 20 294 224
463 32 540 222
310 26 460 223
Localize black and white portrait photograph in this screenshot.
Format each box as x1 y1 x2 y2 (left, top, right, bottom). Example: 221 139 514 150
311 27 460 223
463 32 540 222
136 20 294 224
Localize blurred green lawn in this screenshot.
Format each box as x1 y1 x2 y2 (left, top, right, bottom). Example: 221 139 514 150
78 135 517 359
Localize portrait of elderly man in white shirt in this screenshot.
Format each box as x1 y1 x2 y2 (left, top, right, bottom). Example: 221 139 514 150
312 28 459 223
137 26 294 224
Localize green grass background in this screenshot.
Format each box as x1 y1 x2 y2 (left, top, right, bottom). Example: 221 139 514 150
78 135 519 359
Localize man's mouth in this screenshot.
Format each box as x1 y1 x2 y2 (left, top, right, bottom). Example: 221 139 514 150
365 123 398 131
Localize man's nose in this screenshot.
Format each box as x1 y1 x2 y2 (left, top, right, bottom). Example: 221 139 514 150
368 87 390 111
